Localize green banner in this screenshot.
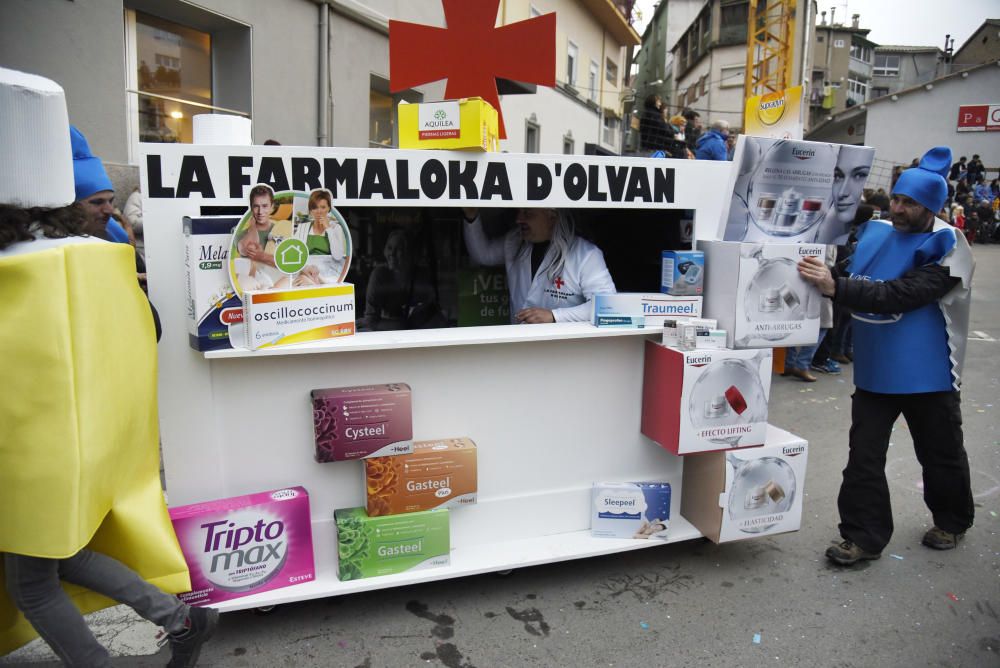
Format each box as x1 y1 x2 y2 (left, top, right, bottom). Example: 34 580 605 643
457 268 510 326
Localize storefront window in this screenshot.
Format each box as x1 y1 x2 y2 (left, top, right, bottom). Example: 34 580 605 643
369 75 423 148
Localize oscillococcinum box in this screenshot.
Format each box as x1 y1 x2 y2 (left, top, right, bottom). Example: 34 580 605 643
311 383 413 462
242 284 355 350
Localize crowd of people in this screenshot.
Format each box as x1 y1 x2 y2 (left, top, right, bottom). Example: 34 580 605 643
638 96 736 161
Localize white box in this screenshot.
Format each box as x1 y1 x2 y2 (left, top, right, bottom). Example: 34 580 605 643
591 482 672 540
698 241 824 348
681 425 807 543
243 284 356 350
695 330 727 349
183 216 242 351
661 250 704 296
662 317 717 347
593 293 702 328
641 341 772 455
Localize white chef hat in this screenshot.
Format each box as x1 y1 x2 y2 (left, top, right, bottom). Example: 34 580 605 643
0 67 75 208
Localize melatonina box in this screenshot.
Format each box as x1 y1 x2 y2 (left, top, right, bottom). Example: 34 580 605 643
183 216 241 351
168 487 315 606
242 284 355 350
334 507 450 581
592 293 703 328
311 383 413 462
591 482 672 540
365 437 478 517
661 250 705 296
398 98 499 152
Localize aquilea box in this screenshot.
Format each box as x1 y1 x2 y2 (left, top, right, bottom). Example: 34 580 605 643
365 437 478 516
311 383 413 462
169 487 315 606
243 284 355 350
183 216 241 351
334 507 450 581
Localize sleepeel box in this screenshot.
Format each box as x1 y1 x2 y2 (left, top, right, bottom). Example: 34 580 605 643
365 437 477 516
169 487 315 606
335 507 449 581
661 250 704 296
591 482 671 540
183 216 241 351
641 340 772 455
311 383 413 462
593 293 702 328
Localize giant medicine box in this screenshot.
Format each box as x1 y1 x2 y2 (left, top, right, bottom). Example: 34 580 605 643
641 340 771 455
697 241 824 348
681 425 807 543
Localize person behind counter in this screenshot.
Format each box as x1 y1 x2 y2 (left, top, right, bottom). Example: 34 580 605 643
462 207 616 324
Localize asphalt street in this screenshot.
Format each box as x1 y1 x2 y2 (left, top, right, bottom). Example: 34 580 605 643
5 246 999 668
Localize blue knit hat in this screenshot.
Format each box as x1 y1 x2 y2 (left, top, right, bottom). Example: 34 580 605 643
70 125 113 201
891 146 951 213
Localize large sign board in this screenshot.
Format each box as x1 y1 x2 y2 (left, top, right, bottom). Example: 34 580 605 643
956 104 1000 132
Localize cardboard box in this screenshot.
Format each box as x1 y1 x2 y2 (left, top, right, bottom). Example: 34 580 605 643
183 216 241 351
591 482 672 540
698 241 824 348
365 437 477 516
169 487 315 606
681 425 807 543
593 293 702 328
335 507 449 580
243 284 355 350
661 250 704 296
641 340 772 455
311 383 413 462
398 98 499 152
662 317 718 347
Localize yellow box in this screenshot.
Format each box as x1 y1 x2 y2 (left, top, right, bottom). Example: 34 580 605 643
398 98 499 152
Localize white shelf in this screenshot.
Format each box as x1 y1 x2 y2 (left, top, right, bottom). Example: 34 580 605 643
210 517 703 613
205 322 655 359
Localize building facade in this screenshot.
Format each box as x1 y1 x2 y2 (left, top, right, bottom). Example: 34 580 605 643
870 45 946 100
808 12 875 129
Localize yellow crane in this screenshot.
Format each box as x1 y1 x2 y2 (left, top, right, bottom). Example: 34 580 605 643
743 0 797 100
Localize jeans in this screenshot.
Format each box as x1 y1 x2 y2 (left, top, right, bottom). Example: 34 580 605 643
786 329 828 369
838 389 974 553
4 549 188 667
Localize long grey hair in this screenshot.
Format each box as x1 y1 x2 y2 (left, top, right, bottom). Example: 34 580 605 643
515 209 576 281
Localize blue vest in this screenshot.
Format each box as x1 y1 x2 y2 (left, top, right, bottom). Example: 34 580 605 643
847 220 958 394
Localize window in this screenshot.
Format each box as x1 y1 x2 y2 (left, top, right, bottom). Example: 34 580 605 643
605 58 618 85
719 1 749 44
699 74 708 97
849 43 872 62
871 86 890 99
834 39 845 48
369 75 422 148
602 115 618 147
567 41 579 87
847 77 868 104
563 134 575 154
873 54 900 76
589 60 599 101
720 64 745 88
525 119 540 153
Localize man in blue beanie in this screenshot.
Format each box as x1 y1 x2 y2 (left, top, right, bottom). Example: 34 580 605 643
797 146 975 566
71 125 130 243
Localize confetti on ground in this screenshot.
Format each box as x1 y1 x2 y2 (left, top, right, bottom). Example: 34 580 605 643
947 593 959 602
753 633 762 645
337 641 348 649
890 554 904 560
990 511 997 518
640 622 649 630
977 410 986 413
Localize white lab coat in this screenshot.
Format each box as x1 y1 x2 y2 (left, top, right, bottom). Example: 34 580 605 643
294 220 349 283
464 217 616 323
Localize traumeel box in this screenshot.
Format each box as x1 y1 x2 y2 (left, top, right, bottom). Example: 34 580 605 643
398 98 499 152
243 284 355 350
681 424 808 543
183 216 241 351
642 340 772 455
365 437 477 516
698 240 823 348
661 250 704 296
311 383 413 462
591 482 672 540
593 293 702 328
169 487 315 606
335 507 450 581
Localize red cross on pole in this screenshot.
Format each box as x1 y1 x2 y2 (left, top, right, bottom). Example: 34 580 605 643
389 0 556 139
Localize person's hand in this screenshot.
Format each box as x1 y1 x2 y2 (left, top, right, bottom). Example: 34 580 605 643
797 256 835 296
462 208 479 223
249 249 276 267
515 307 555 324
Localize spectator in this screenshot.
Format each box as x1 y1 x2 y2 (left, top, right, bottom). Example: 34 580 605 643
638 94 672 154
694 119 730 161
123 186 144 258
966 154 984 183
948 156 966 181
71 126 130 243
682 108 702 154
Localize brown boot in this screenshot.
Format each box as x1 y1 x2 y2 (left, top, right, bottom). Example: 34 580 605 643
784 367 817 382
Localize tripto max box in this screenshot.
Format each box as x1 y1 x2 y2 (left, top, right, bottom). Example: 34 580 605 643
311 383 413 462
681 425 808 543
365 437 478 517
641 340 772 455
334 507 450 581
168 487 315 606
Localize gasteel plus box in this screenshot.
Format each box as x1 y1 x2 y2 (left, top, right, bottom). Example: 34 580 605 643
335 507 450 580
169 487 315 606
365 437 477 516
311 383 413 462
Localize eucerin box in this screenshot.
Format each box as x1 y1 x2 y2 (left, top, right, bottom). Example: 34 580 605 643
681 425 808 543
641 340 772 455
169 487 315 606
243 284 355 350
334 507 449 580
311 383 413 462
591 482 672 540
593 293 702 328
183 216 241 351
661 250 704 296
698 241 824 348
365 437 477 516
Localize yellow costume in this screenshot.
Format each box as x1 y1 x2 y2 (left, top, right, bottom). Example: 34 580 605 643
0 241 190 654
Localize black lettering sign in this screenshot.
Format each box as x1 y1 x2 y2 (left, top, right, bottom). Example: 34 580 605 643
146 154 174 198
324 158 358 198
228 156 253 198
291 158 322 192
420 160 447 199
563 163 587 201
480 163 512 200
526 163 552 200
176 156 215 198
448 160 479 200
359 159 394 199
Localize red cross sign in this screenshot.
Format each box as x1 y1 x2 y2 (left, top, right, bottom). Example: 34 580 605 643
389 0 556 138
